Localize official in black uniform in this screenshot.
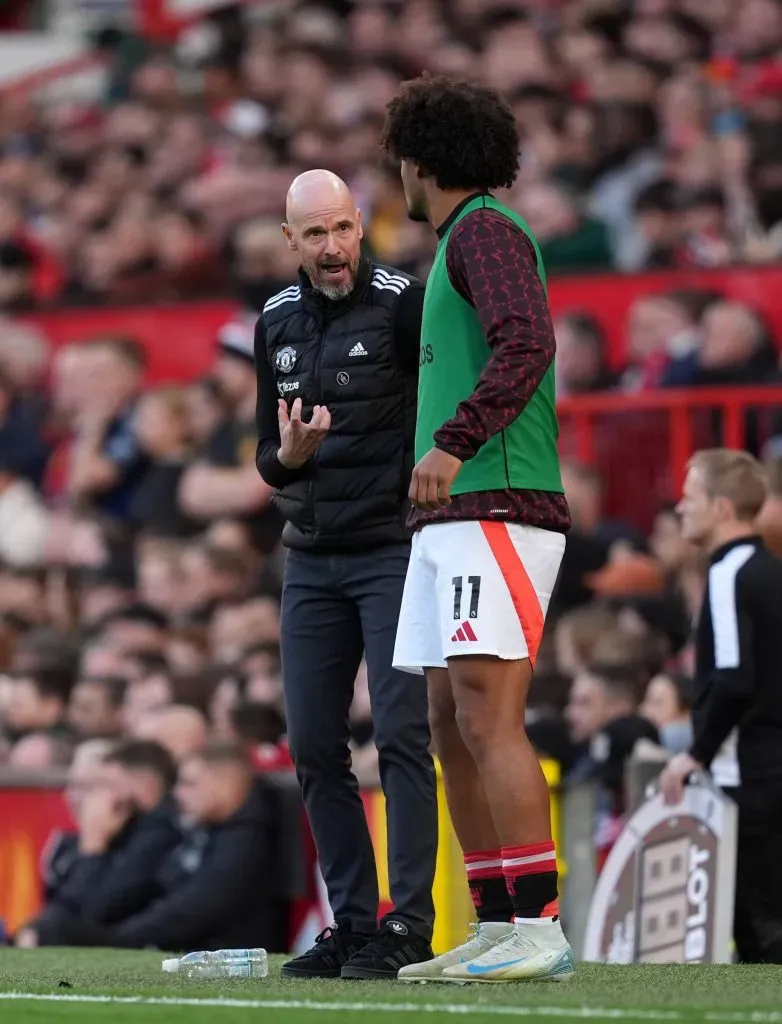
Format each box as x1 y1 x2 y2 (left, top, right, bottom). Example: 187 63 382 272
254 169 437 980
661 448 782 964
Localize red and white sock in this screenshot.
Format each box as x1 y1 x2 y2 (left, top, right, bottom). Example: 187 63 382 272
502 840 559 923
464 849 513 923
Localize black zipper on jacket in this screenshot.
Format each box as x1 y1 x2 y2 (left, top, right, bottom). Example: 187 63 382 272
305 326 327 536
298 261 373 538
302 297 329 536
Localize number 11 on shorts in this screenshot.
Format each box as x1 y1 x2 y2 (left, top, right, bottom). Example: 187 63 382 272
452 575 481 620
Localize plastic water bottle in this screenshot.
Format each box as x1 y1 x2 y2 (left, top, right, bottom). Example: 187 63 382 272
162 948 268 979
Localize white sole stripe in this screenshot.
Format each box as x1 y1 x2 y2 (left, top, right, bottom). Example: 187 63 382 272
0 993 780 1022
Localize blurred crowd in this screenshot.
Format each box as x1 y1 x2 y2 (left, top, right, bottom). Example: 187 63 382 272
0 318 383 775
2 0 782 307
0 314 781 943
1 304 782 845
555 290 782 400
0 319 360 950
3 0 782 950
552 284 782 534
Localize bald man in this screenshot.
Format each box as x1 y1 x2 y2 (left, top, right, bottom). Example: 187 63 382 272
255 170 437 980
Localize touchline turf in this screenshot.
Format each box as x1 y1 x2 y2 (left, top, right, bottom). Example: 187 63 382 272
1 950 782 1024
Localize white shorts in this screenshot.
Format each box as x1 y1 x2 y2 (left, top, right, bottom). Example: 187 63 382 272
392 521 565 674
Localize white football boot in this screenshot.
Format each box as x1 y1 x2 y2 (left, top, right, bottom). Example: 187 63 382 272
441 918 575 983
397 922 514 983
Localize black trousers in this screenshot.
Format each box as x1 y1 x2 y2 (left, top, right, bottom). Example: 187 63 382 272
281 543 438 940
726 783 782 964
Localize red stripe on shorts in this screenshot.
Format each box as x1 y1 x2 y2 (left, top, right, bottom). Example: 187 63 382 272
479 522 545 666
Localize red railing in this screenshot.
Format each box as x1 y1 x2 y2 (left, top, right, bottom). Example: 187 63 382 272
558 387 782 531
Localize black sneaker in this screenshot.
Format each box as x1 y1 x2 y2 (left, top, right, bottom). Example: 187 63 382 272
340 919 434 980
281 926 371 979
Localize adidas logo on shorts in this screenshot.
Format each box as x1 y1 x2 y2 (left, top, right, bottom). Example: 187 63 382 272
451 621 478 643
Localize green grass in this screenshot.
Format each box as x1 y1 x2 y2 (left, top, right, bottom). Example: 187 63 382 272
1 950 782 1024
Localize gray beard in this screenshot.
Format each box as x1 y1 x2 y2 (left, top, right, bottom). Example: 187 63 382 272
314 280 355 301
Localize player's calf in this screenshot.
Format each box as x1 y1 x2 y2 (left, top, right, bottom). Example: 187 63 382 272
448 656 573 969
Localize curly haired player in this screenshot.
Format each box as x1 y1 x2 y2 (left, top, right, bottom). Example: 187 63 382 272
381 76 575 984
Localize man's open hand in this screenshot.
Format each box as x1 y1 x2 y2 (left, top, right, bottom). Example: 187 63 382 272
277 398 331 470
409 447 463 510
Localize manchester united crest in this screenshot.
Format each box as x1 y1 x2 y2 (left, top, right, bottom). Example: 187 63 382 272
276 346 297 373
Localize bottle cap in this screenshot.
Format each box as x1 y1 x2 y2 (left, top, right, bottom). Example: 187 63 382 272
162 958 179 973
